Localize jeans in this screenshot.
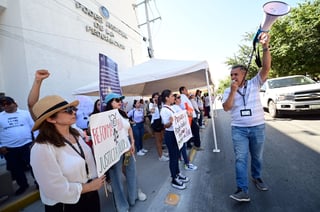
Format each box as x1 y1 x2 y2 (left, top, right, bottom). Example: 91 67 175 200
180 143 189 165
164 130 180 179
132 122 144 152
109 154 138 212
231 124 265 193
124 154 138 206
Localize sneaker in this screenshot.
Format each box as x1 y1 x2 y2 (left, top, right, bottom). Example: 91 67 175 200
138 189 147 201
162 152 169 157
159 155 169 162
177 173 190 183
141 148 148 153
193 146 204 151
252 178 268 191
199 125 205 129
229 188 250 202
184 163 198 171
171 178 186 190
137 150 145 156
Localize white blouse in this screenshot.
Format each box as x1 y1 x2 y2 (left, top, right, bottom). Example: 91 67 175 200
30 136 97 206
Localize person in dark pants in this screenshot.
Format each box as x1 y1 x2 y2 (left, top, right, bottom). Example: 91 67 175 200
179 86 202 150
160 89 189 190
27 70 105 211
0 96 34 195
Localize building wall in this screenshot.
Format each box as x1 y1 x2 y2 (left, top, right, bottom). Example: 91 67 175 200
0 0 145 109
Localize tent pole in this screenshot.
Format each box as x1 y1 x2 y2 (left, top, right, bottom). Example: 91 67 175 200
205 69 220 153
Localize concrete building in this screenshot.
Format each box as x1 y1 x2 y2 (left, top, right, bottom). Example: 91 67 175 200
0 0 146 109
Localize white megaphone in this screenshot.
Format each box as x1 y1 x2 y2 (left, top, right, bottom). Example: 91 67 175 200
254 1 290 42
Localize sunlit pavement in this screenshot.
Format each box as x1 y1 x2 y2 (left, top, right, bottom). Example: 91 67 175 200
2 100 320 211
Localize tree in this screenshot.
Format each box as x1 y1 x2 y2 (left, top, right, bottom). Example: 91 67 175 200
271 0 320 77
220 0 320 94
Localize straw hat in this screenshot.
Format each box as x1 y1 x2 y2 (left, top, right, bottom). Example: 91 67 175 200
32 95 79 131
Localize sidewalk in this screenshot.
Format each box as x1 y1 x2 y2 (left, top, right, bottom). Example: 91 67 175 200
0 118 210 212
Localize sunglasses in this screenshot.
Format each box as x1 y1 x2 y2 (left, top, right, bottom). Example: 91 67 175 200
113 98 122 103
176 96 181 99
62 106 78 114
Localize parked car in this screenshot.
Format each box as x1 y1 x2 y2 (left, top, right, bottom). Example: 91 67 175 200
260 75 320 118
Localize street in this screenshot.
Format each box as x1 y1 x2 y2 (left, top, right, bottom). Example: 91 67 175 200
3 103 320 212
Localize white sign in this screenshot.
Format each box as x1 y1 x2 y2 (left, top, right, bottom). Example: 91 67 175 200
172 110 193 149
89 109 130 177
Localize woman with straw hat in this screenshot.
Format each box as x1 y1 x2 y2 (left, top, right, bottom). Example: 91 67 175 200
30 94 105 212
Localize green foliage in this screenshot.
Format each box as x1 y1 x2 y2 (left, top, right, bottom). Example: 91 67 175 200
271 0 320 77
220 0 320 93
216 77 231 94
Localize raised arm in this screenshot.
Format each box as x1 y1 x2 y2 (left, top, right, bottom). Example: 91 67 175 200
258 32 271 82
28 69 50 120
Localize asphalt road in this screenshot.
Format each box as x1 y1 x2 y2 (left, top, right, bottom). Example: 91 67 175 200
8 104 320 211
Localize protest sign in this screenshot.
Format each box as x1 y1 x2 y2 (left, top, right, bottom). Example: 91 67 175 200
90 109 130 177
172 110 192 149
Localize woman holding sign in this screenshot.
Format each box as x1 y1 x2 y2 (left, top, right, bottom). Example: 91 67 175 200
30 95 106 212
28 70 105 212
104 93 146 212
160 89 190 190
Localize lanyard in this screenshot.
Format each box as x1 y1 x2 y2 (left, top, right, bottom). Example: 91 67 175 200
163 105 174 113
236 82 248 107
64 135 89 179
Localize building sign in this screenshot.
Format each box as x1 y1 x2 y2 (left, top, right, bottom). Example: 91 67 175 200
75 1 127 50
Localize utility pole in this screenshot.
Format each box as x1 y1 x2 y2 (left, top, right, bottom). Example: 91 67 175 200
134 0 161 58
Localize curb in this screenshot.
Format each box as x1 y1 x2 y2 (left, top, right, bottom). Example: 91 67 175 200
0 191 40 212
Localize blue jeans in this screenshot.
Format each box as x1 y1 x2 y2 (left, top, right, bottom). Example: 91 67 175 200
180 143 189 165
231 124 265 193
164 130 180 179
132 122 144 152
109 154 138 212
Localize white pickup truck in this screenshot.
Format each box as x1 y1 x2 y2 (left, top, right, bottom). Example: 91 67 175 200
259 75 320 117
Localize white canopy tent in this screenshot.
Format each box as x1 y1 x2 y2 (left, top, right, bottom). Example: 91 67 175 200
73 59 213 96
72 58 220 152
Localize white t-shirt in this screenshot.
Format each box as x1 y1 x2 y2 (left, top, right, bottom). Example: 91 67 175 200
180 94 196 118
149 103 160 124
160 105 174 131
222 74 265 127
0 109 34 147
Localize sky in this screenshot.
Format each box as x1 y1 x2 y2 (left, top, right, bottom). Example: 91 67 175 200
136 0 305 88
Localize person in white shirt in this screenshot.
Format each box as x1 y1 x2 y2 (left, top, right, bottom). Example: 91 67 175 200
195 89 205 128
31 95 105 211
172 94 197 171
222 32 271 202
179 86 202 150
149 92 169 162
28 70 105 211
0 96 34 195
160 89 189 190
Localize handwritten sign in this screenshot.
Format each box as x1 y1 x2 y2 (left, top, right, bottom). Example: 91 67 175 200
89 109 130 177
172 110 192 149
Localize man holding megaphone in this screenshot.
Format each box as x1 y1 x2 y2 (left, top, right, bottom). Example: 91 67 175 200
222 32 271 202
